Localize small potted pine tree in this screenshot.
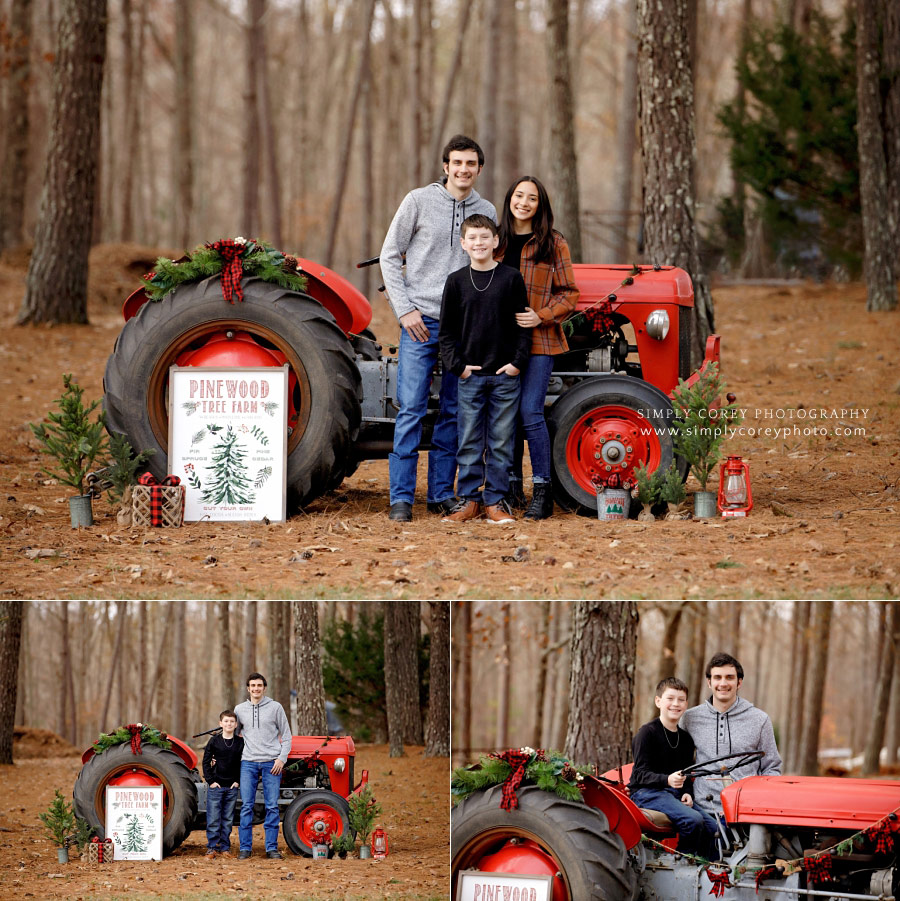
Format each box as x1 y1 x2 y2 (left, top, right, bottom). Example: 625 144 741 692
348 785 381 859
30 374 108 527
659 461 689 520
39 789 76 864
330 830 355 859
632 461 663 521
671 363 742 518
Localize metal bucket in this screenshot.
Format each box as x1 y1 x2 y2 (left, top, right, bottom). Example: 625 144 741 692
693 491 717 519
69 494 94 528
598 488 631 521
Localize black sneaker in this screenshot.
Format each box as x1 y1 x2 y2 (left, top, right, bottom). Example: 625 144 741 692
524 484 554 521
388 501 413 522
504 478 527 510
266 849 284 859
238 849 252 859
426 496 466 515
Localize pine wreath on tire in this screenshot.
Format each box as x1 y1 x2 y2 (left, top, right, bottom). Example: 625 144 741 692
451 785 638 901
103 275 362 509
72 743 198 856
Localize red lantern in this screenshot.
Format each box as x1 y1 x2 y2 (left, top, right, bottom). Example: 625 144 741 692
371 827 388 859
717 455 752 517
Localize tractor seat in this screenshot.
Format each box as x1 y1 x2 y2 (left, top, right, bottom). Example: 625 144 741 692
599 763 677 835
637 807 675 832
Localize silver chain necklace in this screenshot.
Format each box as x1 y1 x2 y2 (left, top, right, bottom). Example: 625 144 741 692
469 264 497 293
663 726 680 749
221 735 234 748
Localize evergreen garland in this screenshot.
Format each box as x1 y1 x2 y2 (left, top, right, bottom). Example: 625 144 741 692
451 748 588 805
92 724 171 755
142 238 307 302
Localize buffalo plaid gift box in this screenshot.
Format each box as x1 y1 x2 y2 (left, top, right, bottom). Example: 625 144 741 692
87 837 114 863
132 473 185 527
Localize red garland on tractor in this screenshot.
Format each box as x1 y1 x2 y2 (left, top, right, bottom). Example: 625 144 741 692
103 250 720 513
72 728 367 857
451 752 900 900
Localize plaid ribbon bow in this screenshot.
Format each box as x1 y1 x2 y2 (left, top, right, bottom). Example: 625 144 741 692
865 820 897 855
207 239 246 303
491 749 531 811
583 298 616 334
754 865 779 893
803 853 832 884
126 723 143 755
706 868 732 897
137 473 181 527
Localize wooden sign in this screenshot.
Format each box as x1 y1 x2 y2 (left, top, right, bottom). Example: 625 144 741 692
168 365 289 522
105 785 163 861
455 870 553 901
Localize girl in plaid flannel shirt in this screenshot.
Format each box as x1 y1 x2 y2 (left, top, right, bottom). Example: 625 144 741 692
496 176 579 520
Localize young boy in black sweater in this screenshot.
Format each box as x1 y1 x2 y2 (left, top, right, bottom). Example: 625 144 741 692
439 214 531 523
202 710 244 858
629 677 718 860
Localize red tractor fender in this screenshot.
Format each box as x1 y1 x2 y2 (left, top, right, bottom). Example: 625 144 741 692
80 734 198 770
121 257 373 337
579 775 643 850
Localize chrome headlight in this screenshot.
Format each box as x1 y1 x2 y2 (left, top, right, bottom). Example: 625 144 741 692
646 309 670 340
334 757 346 773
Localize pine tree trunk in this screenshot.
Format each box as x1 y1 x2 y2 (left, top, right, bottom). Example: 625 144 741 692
565 602 638 770
0 602 24 765
495 0 520 193
170 602 188 739
456 601 472 762
550 603 571 750
242 0 262 237
533 602 551 748
495 602 511 751
424 601 449 756
856 0 898 311
636 0 714 365
655 602 685 687
798 602 832 776
173 0 195 248
268 602 292 720
384 601 423 756
786 601 811 772
688 601 707 704
323 0 377 268
17 0 107 325
292 602 327 735
477 0 500 202
409 0 424 187
546 0 583 261
862 603 898 775
242 601 258 679
217 602 235 707
14 605 27 728
139 602 148 719
430 0 475 163
256 1 282 248
884 648 900 765
614 0 639 261
102 601 127 730
0 0 33 253
883 2 900 261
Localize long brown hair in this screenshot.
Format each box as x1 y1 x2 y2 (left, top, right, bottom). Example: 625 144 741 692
498 176 556 265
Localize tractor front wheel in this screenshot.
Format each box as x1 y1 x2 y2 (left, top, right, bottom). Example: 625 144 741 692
451 785 638 901
548 375 681 514
72 743 198 856
282 790 353 857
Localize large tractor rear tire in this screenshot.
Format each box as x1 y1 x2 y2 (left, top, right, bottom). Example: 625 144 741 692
72 743 198 856
548 375 682 514
103 276 362 509
451 785 638 901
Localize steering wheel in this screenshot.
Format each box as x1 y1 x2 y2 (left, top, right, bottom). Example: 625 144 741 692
680 749 765 778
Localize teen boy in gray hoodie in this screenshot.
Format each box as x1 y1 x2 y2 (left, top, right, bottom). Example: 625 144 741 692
235 672 291 858
680 653 782 816
381 134 497 523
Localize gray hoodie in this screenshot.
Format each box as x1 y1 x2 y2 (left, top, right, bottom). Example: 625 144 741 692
680 696 782 815
234 695 291 763
380 182 497 323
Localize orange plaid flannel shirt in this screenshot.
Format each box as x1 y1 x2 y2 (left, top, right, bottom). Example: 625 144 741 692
497 231 579 356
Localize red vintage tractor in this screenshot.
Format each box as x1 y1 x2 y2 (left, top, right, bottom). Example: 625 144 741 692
103 253 719 513
72 728 366 857
451 754 900 900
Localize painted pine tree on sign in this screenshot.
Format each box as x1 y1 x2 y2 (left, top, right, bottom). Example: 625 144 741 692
201 426 255 505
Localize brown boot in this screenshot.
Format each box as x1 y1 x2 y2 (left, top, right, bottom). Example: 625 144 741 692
218 850 233 859
205 850 218 859
442 500 484 522
485 501 516 524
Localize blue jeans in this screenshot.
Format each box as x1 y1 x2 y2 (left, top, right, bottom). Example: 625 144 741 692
239 760 282 852
206 785 238 851
630 786 718 858
389 315 459 505
457 374 521 506
516 354 554 483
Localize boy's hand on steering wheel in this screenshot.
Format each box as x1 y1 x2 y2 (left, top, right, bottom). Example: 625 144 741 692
668 770 686 789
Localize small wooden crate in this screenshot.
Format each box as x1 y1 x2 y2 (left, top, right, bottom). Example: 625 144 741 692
87 839 115 863
132 484 185 528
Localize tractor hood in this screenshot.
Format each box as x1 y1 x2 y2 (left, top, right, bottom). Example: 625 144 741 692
289 735 355 758
721 775 900 830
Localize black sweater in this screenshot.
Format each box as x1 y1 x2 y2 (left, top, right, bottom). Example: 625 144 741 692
202 732 244 786
438 263 531 377
628 718 696 795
